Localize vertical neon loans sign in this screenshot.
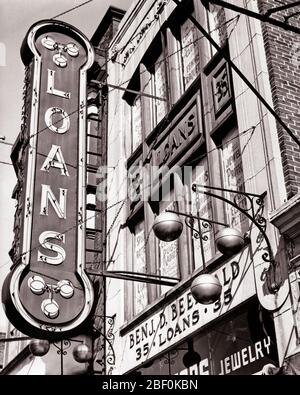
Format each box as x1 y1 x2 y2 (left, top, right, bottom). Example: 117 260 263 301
3 20 94 338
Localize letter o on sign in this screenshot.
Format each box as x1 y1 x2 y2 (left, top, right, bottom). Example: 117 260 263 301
45 107 70 134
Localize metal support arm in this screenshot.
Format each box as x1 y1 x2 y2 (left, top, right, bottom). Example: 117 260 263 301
264 2 300 17
201 0 300 34
85 269 180 287
172 0 300 148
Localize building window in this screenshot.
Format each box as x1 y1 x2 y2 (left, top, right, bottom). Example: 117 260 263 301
153 51 169 125
180 17 201 89
132 97 143 152
133 220 148 315
221 127 247 234
191 157 214 270
206 4 228 58
123 69 143 157
158 199 180 296
128 158 143 208
86 192 96 230
141 37 169 133
167 2 201 101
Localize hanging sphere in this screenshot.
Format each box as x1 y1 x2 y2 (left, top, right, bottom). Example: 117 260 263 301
153 212 183 242
73 344 92 363
29 339 50 357
215 227 245 256
182 349 201 368
190 274 222 304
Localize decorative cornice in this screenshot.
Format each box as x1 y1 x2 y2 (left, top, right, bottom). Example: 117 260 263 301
112 0 170 68
270 193 300 239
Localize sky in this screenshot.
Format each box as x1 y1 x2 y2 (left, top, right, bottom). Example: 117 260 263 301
0 0 132 333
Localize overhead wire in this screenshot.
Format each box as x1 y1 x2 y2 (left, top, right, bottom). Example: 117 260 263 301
0 116 261 274
3 0 300 158
107 15 241 95
0 197 126 272
0 13 241 157
51 0 95 20
0 160 12 166
0 2 276 291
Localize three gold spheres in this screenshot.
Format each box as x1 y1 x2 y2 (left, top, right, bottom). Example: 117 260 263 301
153 212 245 305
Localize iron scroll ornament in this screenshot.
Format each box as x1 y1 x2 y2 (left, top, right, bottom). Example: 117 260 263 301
191 184 280 294
2 20 94 340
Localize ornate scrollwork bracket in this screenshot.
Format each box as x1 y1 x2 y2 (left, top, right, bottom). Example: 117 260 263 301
93 315 116 375
192 184 281 293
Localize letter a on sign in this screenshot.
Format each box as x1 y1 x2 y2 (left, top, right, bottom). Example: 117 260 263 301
41 144 69 176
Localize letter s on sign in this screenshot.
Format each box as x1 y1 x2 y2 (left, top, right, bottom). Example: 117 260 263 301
38 231 66 265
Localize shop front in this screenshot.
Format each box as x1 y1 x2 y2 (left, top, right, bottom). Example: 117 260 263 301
128 298 278 375
119 249 279 376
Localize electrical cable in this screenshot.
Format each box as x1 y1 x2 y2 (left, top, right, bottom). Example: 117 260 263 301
0 197 126 272
172 0 300 148
0 2 276 304
51 0 95 20
107 15 241 95
0 13 241 157
204 0 300 34
0 116 260 274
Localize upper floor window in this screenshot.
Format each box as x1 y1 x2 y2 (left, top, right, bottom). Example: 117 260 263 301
157 197 180 296
124 68 143 157
141 38 169 134
221 127 248 235
167 1 201 102
190 157 214 270
133 220 148 315
132 97 143 152
206 4 228 58
180 17 201 89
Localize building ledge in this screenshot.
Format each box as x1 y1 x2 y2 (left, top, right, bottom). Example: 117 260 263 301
270 193 300 239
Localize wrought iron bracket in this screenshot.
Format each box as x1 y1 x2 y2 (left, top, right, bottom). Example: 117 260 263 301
192 184 280 293
165 209 227 242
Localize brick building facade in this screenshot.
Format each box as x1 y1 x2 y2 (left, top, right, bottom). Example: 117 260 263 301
259 0 300 199
102 0 300 375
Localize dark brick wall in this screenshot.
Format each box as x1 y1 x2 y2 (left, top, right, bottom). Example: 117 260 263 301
258 0 300 198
